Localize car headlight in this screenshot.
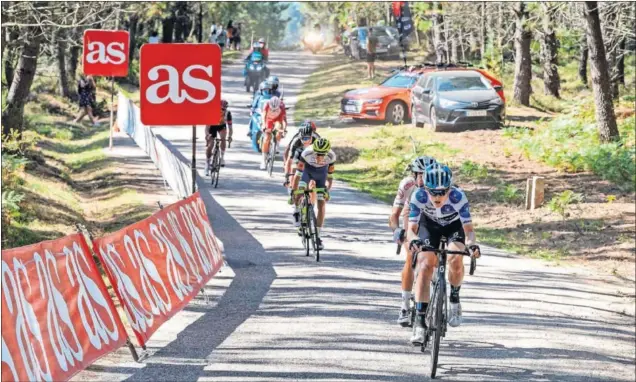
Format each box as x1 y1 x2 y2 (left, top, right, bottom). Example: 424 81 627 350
439 99 464 108
490 97 504 105
364 99 383 105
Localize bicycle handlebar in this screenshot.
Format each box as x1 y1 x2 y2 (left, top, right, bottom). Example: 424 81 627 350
293 187 326 195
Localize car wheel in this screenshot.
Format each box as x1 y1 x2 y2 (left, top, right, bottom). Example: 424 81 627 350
386 101 406 125
430 107 442 132
412 111 424 128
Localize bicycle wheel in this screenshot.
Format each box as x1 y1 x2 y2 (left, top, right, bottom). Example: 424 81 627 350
429 277 445 379
211 147 220 188
267 138 276 176
308 203 320 262
303 200 312 257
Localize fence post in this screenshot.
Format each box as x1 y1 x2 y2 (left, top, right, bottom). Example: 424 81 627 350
75 223 146 361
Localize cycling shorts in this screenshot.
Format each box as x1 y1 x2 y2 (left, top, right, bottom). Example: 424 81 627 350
207 124 226 139
298 163 329 201
417 215 466 250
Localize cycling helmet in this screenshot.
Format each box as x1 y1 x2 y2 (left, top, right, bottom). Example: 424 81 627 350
298 123 313 137
424 163 452 191
267 75 280 90
313 138 331 154
258 37 266 44
410 156 436 173
300 120 317 133
268 96 281 111
259 80 271 92
221 99 229 110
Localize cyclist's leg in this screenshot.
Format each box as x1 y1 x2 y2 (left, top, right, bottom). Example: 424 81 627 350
261 123 273 168
311 167 328 233
205 126 214 174
446 221 467 327
309 179 317 205
292 163 311 226
411 219 440 342
219 126 228 166
401 213 414 302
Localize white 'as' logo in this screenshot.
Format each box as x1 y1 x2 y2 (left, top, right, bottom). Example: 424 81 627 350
86 41 126 65
145 64 216 104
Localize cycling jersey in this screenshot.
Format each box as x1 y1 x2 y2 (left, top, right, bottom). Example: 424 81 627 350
207 110 232 138
288 132 321 160
299 147 336 169
296 147 336 199
263 102 287 130
408 186 472 227
393 176 417 218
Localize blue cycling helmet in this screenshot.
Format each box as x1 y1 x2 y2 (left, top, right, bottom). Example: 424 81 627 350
267 76 280 87
424 163 452 191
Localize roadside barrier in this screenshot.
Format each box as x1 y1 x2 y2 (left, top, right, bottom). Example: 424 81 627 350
92 192 223 347
1 234 128 382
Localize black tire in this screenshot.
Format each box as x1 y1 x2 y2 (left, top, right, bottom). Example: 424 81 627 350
429 278 445 379
267 139 276 176
385 101 407 125
469 257 477 275
210 147 220 188
308 205 320 262
430 107 442 132
303 203 312 257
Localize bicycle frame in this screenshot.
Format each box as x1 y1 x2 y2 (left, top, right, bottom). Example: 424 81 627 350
293 187 325 262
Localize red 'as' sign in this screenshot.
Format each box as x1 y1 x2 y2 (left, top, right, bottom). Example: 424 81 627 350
83 29 130 77
140 43 222 126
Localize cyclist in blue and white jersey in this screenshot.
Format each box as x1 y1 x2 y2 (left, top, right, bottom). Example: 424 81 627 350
406 163 481 345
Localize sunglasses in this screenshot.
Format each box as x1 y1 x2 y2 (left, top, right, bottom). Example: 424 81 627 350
301 136 312 141
426 188 449 197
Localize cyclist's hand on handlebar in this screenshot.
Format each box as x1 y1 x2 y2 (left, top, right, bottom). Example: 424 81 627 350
409 239 424 253
468 244 481 259
392 228 405 245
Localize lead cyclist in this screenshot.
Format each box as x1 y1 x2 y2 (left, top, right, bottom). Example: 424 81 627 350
389 156 437 326
406 163 481 346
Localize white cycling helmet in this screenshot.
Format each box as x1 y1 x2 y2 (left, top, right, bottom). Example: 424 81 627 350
268 96 281 111
410 156 437 173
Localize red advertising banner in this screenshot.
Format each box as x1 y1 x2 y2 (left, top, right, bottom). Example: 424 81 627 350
92 192 224 347
139 43 222 125
83 29 130 77
1 233 128 382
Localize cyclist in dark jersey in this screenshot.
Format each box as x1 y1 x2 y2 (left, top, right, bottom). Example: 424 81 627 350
205 100 233 175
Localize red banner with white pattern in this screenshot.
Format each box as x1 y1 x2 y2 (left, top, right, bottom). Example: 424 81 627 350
92 192 223 347
1 233 128 382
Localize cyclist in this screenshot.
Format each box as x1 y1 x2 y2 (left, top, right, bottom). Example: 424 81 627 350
291 138 336 250
205 100 233 175
284 120 320 189
267 75 282 97
406 163 481 345
260 96 287 170
389 156 437 326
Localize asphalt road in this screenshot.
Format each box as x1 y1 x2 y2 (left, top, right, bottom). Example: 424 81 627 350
74 51 635 382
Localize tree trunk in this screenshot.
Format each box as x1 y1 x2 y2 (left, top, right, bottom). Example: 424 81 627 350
3 46 15 88
128 13 139 71
162 13 175 43
54 29 70 99
2 29 42 137
578 33 589 86
451 31 458 63
480 2 486 60
513 2 532 106
616 37 625 85
433 2 446 64
584 1 619 142
541 3 560 98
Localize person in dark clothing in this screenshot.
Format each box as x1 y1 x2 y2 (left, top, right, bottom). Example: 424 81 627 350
233 23 242 50
366 27 378 79
74 75 98 125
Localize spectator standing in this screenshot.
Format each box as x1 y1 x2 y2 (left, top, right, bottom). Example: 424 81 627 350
366 27 378 79
227 20 235 50
233 22 242 50
149 30 160 43
74 75 98 126
217 24 227 50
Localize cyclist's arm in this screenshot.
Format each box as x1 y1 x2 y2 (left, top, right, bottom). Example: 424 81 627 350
326 163 335 191
406 190 425 245
390 177 413 230
292 157 306 190
226 111 233 140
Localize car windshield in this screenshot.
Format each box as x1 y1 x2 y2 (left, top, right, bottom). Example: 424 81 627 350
372 27 397 38
436 76 491 92
382 74 418 88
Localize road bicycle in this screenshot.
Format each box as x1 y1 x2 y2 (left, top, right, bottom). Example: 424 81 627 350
262 122 284 176
294 187 324 262
409 239 475 379
208 138 230 188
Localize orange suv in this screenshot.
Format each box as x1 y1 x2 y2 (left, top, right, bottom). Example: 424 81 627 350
339 63 504 125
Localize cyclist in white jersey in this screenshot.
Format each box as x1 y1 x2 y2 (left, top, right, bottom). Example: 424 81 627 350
406 163 481 346
389 156 437 326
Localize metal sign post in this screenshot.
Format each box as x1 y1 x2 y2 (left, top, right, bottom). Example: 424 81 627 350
109 76 114 150
192 125 197 194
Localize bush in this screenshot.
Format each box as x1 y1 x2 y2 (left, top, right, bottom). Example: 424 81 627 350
458 160 489 182
512 113 636 191
548 190 583 219
494 183 523 205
